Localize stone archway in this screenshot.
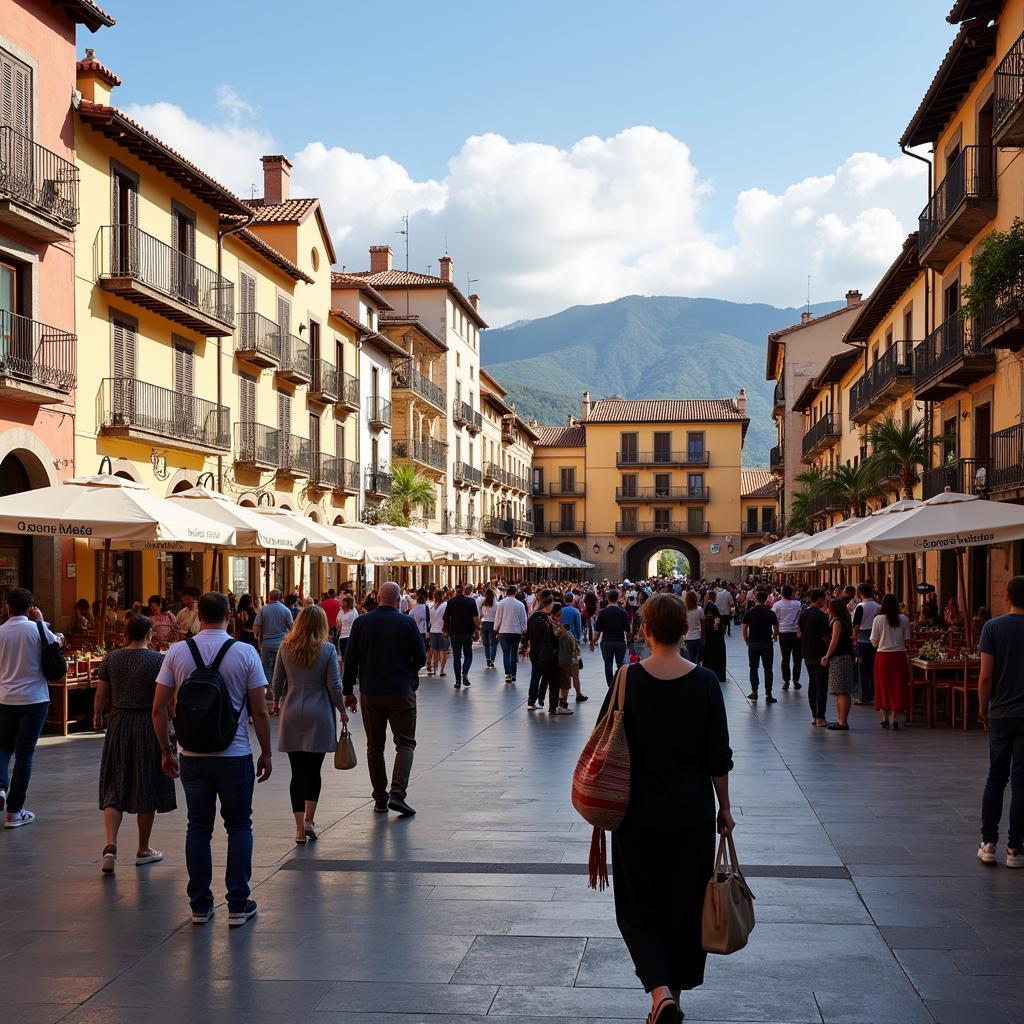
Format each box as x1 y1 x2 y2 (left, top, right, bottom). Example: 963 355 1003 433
743 541 766 555
556 541 583 559
624 536 702 581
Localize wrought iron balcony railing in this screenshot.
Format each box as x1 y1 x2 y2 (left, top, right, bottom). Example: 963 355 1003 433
394 437 447 471
337 371 359 411
365 469 392 496
918 145 996 265
0 310 76 393
392 359 445 410
615 520 709 536
454 462 482 487
616 450 710 467
922 457 990 499
0 125 79 230
367 396 392 428
310 359 339 402
235 312 283 365
100 377 229 450
992 423 1024 493
801 413 841 458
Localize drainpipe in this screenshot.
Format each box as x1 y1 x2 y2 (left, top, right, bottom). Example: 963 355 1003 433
217 212 256 491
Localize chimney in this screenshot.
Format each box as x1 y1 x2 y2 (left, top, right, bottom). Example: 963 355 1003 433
529 417 538 428
369 245 393 273
582 390 591 419
846 289 862 307
468 293 480 311
261 155 292 204
439 255 454 283
76 49 121 104
566 413 575 427
800 311 812 324
736 387 747 417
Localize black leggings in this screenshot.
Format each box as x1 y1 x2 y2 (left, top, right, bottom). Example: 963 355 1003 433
287 751 326 813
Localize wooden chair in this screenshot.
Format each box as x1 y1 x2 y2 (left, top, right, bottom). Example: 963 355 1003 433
908 660 934 726
953 658 981 731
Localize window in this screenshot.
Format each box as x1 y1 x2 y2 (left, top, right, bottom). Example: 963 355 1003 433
533 503 544 530
239 372 256 424
654 508 671 532
277 390 291 434
884 327 893 352
560 467 576 493
620 431 639 464
620 473 638 497
761 506 775 532
310 246 320 272
559 503 575 530
532 467 544 492
687 432 705 462
110 314 137 420
309 412 320 457
0 48 33 139
687 507 705 534
653 431 671 464
654 473 671 497
277 295 291 333
687 472 704 497
621 507 638 531
239 271 256 345
903 307 914 341
746 507 758 533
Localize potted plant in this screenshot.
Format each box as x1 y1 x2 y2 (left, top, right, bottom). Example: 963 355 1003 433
960 217 1024 328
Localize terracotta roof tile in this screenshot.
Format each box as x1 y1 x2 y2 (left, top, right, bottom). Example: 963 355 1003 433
242 197 337 265
741 470 778 499
378 313 446 351
352 268 489 329
76 54 120 86
57 0 115 30
947 0 1002 24
331 272 394 311
585 398 746 424
535 424 586 448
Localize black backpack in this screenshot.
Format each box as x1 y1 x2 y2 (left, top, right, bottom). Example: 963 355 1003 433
37 621 67 682
173 638 242 753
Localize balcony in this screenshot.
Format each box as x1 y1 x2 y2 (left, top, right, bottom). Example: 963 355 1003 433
0 311 76 403
742 521 779 537
922 458 990 499
234 422 279 470
809 492 845 518
510 517 534 538
454 462 482 488
394 437 447 472
993 31 1024 147
849 341 916 424
482 515 512 537
367 396 392 430
96 225 235 336
274 434 311 478
913 313 994 400
992 423 1024 494
770 445 783 475
977 271 1024 352
452 399 468 427
0 126 78 241
99 378 229 453
327 456 360 494
531 479 545 496
309 360 339 404
508 473 529 493
335 372 359 414
616 450 710 468
235 312 282 368
548 481 585 497
615 520 709 537
615 486 710 503
773 381 785 416
276 334 310 386
801 413 841 460
545 521 586 536
365 469 392 498
392 359 445 411
918 146 997 271
483 462 502 484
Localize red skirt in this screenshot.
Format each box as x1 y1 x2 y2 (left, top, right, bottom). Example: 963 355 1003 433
874 651 909 712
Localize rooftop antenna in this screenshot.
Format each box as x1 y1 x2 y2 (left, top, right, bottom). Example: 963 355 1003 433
249 183 258 200
397 211 410 315
806 275 811 317
468 275 480 295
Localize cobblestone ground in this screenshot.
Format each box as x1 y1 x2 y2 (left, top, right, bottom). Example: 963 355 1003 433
2 631 1014 1024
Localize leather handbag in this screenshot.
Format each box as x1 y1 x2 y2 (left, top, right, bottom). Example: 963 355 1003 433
334 725 357 770
701 833 756 954
571 665 630 890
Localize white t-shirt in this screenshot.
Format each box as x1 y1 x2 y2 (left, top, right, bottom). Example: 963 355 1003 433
525 593 536 611
715 591 734 617
156 630 266 758
855 599 881 640
0 616 59 705
337 608 359 639
480 600 497 623
410 602 428 634
870 613 910 652
774 599 802 634
426 602 447 633
684 608 704 641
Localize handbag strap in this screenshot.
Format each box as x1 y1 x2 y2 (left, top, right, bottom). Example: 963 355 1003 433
610 663 629 712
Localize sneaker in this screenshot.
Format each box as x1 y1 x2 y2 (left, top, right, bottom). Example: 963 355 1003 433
191 906 215 925
0 788 5 813
978 842 997 864
101 845 117 873
1007 848 1024 869
373 800 389 813
527 702 536 709
793 682 803 690
504 674 512 683
556 705 575 715
766 696 778 705
136 850 164 866
454 680 461 689
575 694 589 702
782 682 790 691
228 900 258 927
463 677 470 687
4 809 35 829
746 692 758 701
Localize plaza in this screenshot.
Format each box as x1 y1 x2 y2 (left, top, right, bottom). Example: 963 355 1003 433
3 630 1011 1024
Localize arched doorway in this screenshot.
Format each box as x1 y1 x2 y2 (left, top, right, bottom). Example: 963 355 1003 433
624 537 701 582
556 541 582 559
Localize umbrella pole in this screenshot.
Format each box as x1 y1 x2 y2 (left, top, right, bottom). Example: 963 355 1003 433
299 554 306 601
209 546 219 593
264 550 271 602
98 538 111 651
957 548 971 649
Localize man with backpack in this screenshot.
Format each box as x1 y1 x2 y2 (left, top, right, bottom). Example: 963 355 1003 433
152 592 272 928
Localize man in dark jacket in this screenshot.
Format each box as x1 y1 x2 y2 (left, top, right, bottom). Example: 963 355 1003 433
343 582 426 816
525 591 556 710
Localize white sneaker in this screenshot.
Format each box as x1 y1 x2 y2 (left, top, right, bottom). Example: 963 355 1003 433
978 842 997 864
4 809 35 829
0 788 6 812
136 850 164 866
1007 848 1024 869
556 705 575 715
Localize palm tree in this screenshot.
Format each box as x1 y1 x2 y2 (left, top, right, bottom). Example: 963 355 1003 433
824 461 884 518
389 463 436 525
865 414 945 500
787 490 811 536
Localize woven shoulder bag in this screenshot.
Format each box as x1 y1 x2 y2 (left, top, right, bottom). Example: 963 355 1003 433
571 664 630 890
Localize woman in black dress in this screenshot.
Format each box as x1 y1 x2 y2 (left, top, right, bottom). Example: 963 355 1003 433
702 592 727 682
236 593 257 646
602 593 734 1024
93 615 175 873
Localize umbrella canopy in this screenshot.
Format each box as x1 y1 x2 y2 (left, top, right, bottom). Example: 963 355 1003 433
383 526 488 564
163 487 308 554
334 523 429 565
255 508 369 561
731 532 809 569
777 517 868 569
472 539 533 567
0 474 237 549
545 549 594 570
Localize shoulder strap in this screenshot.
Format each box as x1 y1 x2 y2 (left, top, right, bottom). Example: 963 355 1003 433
36 620 47 645
610 664 629 711
209 638 236 672
185 636 205 671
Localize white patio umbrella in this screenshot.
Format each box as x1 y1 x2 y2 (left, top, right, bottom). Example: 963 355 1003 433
387 527 489 565
730 532 806 568
0 475 239 646
777 517 868 569
256 507 369 562
472 540 533 568
334 523 430 565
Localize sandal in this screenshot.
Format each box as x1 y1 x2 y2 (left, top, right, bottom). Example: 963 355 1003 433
648 996 679 1024
295 833 307 845
304 822 318 841
828 722 850 731
101 844 116 874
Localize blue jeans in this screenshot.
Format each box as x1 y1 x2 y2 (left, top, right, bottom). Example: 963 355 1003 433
260 642 281 683
747 640 774 695
601 640 628 685
856 640 875 702
982 717 1024 849
450 633 474 681
179 755 255 913
499 634 521 679
684 638 704 664
0 701 49 813
480 622 498 665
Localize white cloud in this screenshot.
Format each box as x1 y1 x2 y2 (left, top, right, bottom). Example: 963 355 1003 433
117 93 927 324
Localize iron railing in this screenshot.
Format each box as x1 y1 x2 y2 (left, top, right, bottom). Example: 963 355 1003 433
994 31 1024 137
482 515 512 536
615 520 709 536
742 521 778 536
365 469 392 496
849 341 915 419
507 472 529 493
279 333 310 380
311 359 339 401
545 521 585 535
919 145 996 254
922 457 990 499
394 437 447 471
326 456 359 492
770 445 782 472
0 125 79 228
337 371 359 409
809 492 845 517
234 422 279 467
452 399 468 426
615 450 709 467
100 377 229 449
96 225 235 325
510 517 534 537
367 396 392 427
454 462 482 487
547 481 585 496
392 359 445 410
801 413 841 457
235 311 283 363
483 461 502 483
992 423 1024 492
977 268 1024 342
913 312 991 391
615 486 710 501
0 310 76 392
276 433 311 477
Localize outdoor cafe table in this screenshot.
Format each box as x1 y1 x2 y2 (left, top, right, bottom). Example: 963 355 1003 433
910 657 966 728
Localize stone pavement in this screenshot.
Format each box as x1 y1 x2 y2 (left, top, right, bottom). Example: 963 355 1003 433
2 630 1018 1024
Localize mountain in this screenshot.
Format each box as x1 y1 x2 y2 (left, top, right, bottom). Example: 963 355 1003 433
482 295 844 466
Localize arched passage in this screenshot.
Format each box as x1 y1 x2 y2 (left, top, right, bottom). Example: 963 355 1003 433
555 541 582 559
624 537 701 582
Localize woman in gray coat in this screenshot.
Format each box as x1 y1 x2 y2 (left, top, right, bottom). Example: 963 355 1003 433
272 605 347 843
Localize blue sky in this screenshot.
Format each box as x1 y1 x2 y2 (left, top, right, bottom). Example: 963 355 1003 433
94 0 953 322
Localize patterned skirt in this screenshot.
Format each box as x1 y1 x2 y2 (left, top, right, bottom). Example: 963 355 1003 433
827 654 856 696
99 708 176 814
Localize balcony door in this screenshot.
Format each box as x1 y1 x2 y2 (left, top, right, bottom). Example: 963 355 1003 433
653 431 671 465
620 431 638 465
654 472 671 498
238 271 255 347
620 473 637 498
687 431 705 463
0 258 30 375
309 412 321 480
0 49 32 200
172 206 196 306
111 169 138 275
654 508 671 533
559 502 575 532
746 507 759 533
621 507 638 532
560 467 576 494
687 507 705 534
687 472 704 498
277 295 290 362
276 390 291 467
110 315 137 424
172 338 195 439
942 280 960 358
309 320 321 389
239 372 256 461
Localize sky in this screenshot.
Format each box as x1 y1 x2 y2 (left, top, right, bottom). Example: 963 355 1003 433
89 0 952 325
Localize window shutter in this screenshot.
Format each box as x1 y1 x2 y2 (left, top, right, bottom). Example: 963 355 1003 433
127 182 137 225
239 373 255 424
173 340 193 395
309 412 320 455
277 296 290 333
1 50 32 138
111 318 136 379
240 272 255 315
335 422 344 457
277 390 290 432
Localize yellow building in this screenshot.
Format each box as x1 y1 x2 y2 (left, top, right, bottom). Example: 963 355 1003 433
532 392 750 579
739 471 780 557
72 60 356 605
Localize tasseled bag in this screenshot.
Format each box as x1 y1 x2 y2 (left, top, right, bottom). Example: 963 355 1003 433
571 664 631 889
